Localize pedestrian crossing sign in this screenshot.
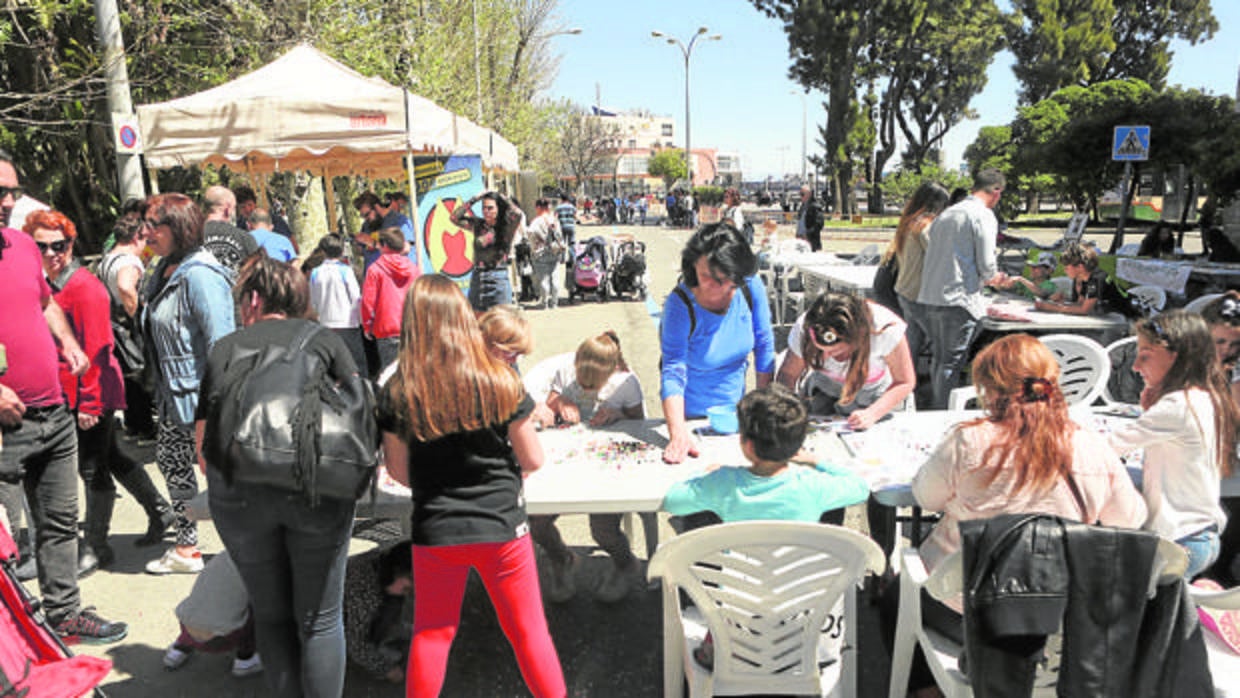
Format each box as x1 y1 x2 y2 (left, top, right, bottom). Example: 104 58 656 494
1113 125 1150 161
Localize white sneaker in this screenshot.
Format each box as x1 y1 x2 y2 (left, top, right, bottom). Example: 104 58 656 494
163 644 191 670
231 653 263 678
145 548 204 575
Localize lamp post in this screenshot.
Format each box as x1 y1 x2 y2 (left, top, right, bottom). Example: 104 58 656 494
651 27 721 189
789 89 807 183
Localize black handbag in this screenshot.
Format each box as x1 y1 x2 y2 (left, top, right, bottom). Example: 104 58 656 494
872 253 902 316
204 321 378 504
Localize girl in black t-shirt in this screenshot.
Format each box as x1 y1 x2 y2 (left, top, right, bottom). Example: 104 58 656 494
377 274 565 698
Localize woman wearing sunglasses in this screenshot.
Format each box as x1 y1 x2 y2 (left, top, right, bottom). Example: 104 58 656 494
776 291 915 431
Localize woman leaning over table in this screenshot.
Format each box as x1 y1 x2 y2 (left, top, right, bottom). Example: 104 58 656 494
659 223 776 463
890 182 950 363
378 274 565 698
881 334 1146 695
141 193 236 575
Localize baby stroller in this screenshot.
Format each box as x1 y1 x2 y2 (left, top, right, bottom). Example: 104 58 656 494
567 236 609 302
609 240 648 300
512 240 538 303
0 522 111 697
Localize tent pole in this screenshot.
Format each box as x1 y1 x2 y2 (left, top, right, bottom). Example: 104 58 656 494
323 168 339 235
147 167 161 194
403 89 421 262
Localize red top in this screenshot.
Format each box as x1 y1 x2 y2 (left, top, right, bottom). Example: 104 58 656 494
51 265 125 414
362 252 419 339
0 228 62 407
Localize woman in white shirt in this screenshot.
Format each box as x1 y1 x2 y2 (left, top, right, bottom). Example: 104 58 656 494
1109 311 1240 578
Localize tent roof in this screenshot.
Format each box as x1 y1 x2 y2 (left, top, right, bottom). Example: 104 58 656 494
137 44 517 173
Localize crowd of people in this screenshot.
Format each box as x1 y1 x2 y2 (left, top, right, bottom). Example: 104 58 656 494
3 146 1240 697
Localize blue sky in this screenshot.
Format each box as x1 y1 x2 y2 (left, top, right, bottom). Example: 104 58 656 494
547 0 1240 180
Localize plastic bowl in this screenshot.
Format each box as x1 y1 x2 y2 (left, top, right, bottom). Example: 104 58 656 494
706 405 739 435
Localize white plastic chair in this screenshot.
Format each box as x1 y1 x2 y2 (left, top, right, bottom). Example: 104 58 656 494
949 334 1110 409
1127 285 1167 316
1185 292 1225 314
648 521 885 698
852 244 880 266
1049 276 1074 297
1039 334 1111 407
889 539 1187 698
1115 243 1141 257
1189 583 1240 697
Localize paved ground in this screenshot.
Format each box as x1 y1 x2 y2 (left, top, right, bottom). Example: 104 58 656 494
35 217 1174 697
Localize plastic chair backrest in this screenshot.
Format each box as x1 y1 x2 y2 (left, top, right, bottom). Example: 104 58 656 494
1127 285 1167 316
1115 243 1141 257
853 244 880 265
649 521 885 698
1185 292 1225 314
1039 334 1111 406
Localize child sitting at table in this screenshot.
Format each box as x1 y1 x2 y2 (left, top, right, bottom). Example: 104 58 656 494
661 384 870 669
661 383 869 524
1034 242 1125 316
993 251 1057 300
526 331 649 604
1108 311 1240 579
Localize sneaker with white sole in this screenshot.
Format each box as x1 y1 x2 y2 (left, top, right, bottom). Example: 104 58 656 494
163 644 192 670
145 548 204 575
231 653 263 678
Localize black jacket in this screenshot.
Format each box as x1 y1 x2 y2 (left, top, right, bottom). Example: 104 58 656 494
960 514 1212 698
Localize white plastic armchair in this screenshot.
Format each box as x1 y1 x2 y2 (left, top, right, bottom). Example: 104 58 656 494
647 521 885 698
889 539 1187 698
1049 276 1075 298
1127 285 1167 317
1189 583 1240 697
852 244 880 265
1185 292 1225 314
1039 334 1111 407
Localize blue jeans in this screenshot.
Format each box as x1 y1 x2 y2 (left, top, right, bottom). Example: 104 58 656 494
208 468 355 698
0 404 81 622
925 304 981 409
1178 525 1221 580
468 268 513 312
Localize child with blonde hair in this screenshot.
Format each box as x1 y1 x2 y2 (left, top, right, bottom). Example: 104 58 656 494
526 331 647 603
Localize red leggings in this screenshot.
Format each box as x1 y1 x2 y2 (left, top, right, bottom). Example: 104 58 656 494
408 535 566 698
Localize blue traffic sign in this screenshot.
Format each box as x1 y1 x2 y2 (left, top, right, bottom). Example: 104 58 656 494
1113 125 1150 161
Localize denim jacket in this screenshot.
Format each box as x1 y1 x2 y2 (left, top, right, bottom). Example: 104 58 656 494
143 249 235 426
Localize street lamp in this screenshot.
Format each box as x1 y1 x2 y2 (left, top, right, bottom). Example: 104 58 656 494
651 27 721 189
789 89 807 182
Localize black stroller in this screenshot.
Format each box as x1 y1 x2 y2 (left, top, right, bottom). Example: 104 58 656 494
512 240 538 303
609 240 648 300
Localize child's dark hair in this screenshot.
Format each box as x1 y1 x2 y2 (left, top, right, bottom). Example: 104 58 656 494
234 252 310 318
1059 242 1098 271
737 384 808 462
317 233 345 259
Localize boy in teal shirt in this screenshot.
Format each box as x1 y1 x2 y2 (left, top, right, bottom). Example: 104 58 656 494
662 384 869 523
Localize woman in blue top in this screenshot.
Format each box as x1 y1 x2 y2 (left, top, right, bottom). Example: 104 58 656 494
660 223 775 463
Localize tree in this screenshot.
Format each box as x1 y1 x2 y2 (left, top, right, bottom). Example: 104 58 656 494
647 149 688 191
1005 0 1217 104
554 104 619 194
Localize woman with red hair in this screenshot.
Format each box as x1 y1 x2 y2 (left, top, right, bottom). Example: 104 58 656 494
883 334 1147 695
23 210 144 575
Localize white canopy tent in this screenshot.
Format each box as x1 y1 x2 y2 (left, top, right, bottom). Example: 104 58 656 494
136 44 519 228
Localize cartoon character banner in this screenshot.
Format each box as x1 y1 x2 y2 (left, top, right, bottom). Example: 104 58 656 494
414 154 484 293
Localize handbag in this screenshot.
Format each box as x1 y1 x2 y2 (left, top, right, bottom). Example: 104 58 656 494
204 321 378 504
872 253 902 315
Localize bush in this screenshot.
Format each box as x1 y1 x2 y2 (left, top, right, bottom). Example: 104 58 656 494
693 186 724 206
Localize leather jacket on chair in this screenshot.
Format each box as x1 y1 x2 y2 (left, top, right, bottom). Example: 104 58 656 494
960 514 1213 698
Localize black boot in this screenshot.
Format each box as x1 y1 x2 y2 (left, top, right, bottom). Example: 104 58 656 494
83 489 116 572
114 467 174 547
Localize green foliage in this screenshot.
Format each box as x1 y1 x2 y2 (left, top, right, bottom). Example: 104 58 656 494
1006 0 1217 104
647 149 688 189
1 0 571 248
881 165 969 209
693 186 724 206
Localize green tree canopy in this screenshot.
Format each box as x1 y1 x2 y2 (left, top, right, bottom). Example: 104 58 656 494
647 149 688 190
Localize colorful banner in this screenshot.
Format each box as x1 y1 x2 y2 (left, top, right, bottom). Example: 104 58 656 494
414 154 484 292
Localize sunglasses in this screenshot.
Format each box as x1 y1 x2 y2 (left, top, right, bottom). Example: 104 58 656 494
36 239 71 254
0 186 23 201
